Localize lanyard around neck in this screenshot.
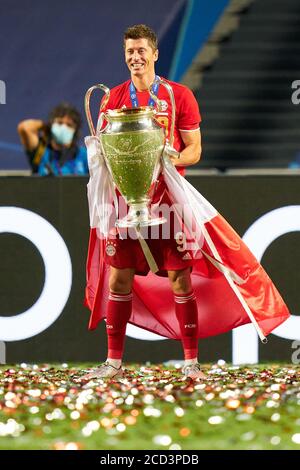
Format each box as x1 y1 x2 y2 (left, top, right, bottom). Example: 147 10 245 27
129 75 160 108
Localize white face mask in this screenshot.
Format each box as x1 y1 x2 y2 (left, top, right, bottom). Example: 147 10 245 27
51 123 75 145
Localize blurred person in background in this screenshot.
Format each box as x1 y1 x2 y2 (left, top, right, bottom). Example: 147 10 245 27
17 102 88 176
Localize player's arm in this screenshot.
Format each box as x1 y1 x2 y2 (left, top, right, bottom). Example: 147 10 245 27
169 129 202 167
17 119 44 151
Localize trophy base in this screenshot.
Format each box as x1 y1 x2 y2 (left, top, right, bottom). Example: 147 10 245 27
116 203 166 228
116 217 166 228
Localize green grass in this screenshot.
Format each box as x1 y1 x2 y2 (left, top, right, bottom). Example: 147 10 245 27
0 363 299 450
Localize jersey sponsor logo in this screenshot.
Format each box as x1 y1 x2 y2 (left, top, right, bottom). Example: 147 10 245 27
106 243 116 256
184 323 197 329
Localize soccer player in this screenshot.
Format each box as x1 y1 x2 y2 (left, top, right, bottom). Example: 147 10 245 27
82 24 205 380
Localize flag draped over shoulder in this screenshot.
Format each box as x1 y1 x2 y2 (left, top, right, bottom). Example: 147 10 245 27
84 136 290 341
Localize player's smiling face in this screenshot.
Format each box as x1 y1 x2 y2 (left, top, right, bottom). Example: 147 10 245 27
125 38 158 78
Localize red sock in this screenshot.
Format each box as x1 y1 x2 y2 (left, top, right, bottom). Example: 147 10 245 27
174 291 199 360
106 291 133 360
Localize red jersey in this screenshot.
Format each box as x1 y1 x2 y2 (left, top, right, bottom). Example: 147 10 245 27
100 78 201 174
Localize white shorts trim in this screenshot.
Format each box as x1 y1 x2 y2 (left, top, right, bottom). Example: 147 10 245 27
179 127 200 132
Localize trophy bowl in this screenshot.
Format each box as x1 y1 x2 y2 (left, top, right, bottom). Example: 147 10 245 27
85 79 177 228
100 106 166 228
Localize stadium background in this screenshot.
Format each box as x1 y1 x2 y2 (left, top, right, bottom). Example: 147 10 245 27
0 0 299 363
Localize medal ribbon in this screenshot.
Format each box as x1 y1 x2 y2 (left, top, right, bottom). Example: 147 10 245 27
129 75 160 107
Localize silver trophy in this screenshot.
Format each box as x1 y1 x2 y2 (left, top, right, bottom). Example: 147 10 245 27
85 78 176 228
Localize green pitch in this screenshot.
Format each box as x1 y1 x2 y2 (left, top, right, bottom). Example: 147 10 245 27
0 363 299 450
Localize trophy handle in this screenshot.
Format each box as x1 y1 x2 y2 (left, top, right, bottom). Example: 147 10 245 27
84 84 110 136
149 77 176 147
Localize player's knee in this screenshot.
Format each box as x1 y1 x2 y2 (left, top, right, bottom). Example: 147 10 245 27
170 271 192 294
109 273 132 294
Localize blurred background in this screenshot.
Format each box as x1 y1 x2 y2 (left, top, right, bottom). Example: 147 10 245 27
1 0 300 171
0 0 299 363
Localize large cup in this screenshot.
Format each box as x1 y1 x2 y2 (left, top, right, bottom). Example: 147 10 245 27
85 78 176 228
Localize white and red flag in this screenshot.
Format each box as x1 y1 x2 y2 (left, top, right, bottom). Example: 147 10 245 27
84 137 290 341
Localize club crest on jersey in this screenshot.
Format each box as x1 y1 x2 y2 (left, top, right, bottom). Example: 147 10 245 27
159 100 168 111
106 243 116 256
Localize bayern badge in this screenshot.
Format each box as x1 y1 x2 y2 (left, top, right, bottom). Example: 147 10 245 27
106 244 116 256
160 100 168 111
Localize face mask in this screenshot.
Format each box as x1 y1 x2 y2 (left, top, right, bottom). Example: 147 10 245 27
51 122 75 145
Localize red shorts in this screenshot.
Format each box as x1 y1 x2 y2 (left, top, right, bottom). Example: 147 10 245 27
104 177 195 276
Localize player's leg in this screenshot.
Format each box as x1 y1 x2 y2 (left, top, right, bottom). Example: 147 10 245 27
81 267 135 380
107 266 135 366
168 268 206 380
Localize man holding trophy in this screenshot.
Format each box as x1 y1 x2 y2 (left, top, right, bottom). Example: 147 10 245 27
81 25 289 381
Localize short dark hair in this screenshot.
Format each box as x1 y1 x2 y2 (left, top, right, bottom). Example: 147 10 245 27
123 24 158 51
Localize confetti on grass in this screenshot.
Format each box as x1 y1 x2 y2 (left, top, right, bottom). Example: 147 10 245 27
0 363 299 450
